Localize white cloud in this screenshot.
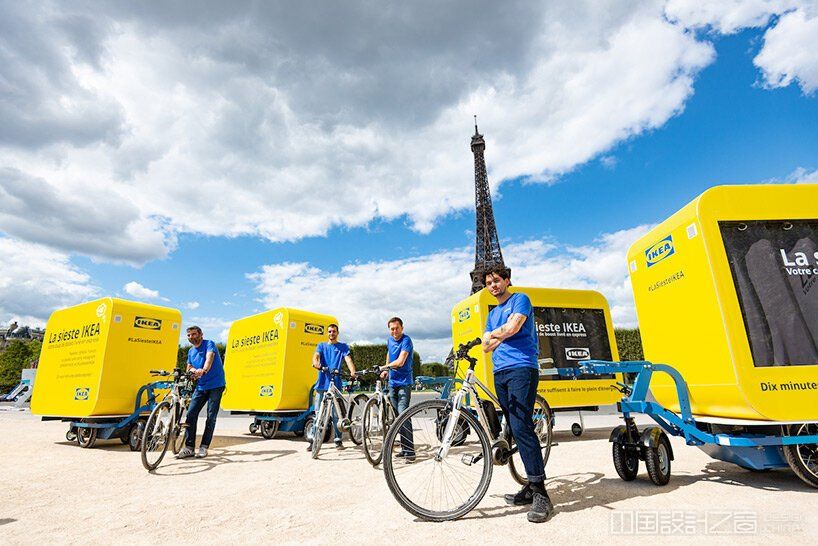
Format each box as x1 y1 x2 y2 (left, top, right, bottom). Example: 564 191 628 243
664 0 797 34
184 301 200 310
123 281 161 300
754 7 818 94
183 316 233 345
787 166 818 183
666 0 818 95
248 225 650 362
0 1 713 262
0 236 98 325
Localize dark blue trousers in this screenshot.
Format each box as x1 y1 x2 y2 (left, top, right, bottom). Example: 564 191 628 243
494 367 545 482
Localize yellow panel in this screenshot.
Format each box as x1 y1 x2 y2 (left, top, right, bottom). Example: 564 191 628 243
31 298 182 417
451 287 623 408
628 184 818 421
222 308 338 412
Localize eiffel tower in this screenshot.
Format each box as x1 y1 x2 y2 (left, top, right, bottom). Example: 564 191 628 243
469 116 508 293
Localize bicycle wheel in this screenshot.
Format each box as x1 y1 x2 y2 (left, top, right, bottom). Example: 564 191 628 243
362 397 386 465
311 397 332 459
142 400 173 471
507 394 553 485
172 424 186 455
383 399 492 521
347 393 368 446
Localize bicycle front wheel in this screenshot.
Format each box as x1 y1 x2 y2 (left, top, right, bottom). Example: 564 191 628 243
347 393 368 446
311 397 332 459
362 397 386 466
508 394 553 485
383 399 492 521
142 400 173 471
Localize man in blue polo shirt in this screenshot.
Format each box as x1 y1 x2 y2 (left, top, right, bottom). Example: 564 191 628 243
380 316 414 461
309 323 357 451
482 266 554 523
177 326 225 460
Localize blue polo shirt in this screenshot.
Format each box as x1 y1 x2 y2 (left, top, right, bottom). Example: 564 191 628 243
187 339 225 391
485 293 538 372
315 342 350 391
387 334 414 387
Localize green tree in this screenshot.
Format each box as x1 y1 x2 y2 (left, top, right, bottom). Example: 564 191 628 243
0 340 41 392
349 343 421 377
614 328 644 361
420 362 449 377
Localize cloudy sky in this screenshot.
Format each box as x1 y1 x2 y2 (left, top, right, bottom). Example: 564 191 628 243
1 0 817 360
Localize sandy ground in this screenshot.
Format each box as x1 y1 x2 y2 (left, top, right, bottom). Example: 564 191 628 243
1 408 816 545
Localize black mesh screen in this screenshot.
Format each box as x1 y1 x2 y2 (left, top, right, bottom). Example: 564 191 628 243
720 220 818 367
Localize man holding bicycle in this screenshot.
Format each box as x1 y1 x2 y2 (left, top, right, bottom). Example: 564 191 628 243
380 317 415 462
309 323 357 451
178 326 225 459
482 266 554 523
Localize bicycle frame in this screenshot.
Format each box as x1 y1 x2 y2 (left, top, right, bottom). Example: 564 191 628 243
438 363 504 459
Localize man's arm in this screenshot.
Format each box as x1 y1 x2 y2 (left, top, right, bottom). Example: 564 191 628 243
488 313 527 341
482 331 502 353
482 313 528 353
312 351 321 370
344 354 356 377
384 350 410 369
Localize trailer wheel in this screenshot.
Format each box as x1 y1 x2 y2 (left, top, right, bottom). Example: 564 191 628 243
645 435 672 485
612 442 639 481
571 423 583 437
119 433 130 445
260 420 279 439
76 427 98 449
783 423 818 488
65 428 77 442
249 423 259 435
129 421 145 451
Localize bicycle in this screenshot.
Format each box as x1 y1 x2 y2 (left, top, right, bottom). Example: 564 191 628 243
311 368 367 458
360 367 398 466
141 369 196 471
382 338 554 521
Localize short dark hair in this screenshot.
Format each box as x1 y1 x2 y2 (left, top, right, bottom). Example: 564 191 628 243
387 317 403 327
484 265 511 282
186 325 202 334
328 323 339 331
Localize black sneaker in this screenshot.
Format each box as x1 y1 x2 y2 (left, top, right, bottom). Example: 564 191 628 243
504 483 533 506
335 440 345 450
527 491 554 523
306 444 313 452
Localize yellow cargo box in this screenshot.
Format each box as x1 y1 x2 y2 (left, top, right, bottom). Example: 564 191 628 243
628 184 818 421
451 287 622 408
31 298 182 417
222 308 338 412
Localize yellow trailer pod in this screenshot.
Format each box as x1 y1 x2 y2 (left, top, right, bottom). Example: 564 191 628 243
451 287 622 408
31 298 181 417
222 308 338 412
628 184 818 421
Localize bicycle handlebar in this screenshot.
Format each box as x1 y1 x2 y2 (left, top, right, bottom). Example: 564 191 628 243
455 337 482 358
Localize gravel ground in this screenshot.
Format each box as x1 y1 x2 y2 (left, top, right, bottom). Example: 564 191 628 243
1 408 815 544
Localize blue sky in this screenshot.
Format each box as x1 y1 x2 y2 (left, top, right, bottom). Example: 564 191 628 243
1 2 817 360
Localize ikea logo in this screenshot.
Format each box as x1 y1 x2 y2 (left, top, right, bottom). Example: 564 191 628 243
304 323 324 335
565 347 591 360
74 387 90 400
259 385 274 397
458 308 470 323
645 236 675 267
134 317 162 330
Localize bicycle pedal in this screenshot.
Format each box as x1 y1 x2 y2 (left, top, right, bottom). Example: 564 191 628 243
461 454 476 466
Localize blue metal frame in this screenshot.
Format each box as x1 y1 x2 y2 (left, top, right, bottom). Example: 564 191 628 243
67 380 171 439
243 385 320 433
557 360 818 450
